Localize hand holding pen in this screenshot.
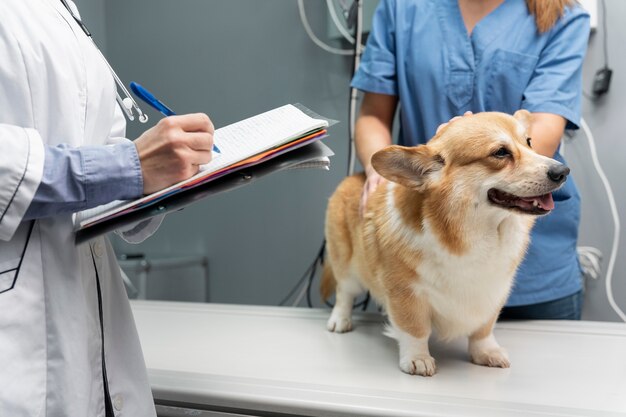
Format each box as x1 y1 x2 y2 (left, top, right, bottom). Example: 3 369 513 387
130 82 221 154
131 82 218 194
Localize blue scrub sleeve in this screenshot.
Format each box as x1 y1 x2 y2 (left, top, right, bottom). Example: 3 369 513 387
350 0 398 95
521 8 590 130
23 141 144 220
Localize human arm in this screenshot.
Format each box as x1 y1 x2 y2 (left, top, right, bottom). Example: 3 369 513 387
355 92 398 211
114 112 215 243
435 111 564 158
527 112 566 157
0 6 213 241
134 113 214 194
350 0 399 211
22 141 143 220
22 113 214 222
521 7 590 151
106 102 215 195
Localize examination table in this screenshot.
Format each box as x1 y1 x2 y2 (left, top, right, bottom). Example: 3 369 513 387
131 301 626 417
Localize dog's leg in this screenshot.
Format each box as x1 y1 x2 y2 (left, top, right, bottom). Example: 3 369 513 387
327 279 363 333
386 291 436 377
468 313 510 368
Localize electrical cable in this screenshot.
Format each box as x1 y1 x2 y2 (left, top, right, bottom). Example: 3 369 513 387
579 118 625 322
347 0 372 312
291 276 310 306
305 261 318 308
294 237 370 310
290 0 370 310
601 0 609 68
590 0 612 97
305 242 326 307
326 0 356 44
347 0 364 176
297 0 355 56
354 291 370 311
278 252 319 306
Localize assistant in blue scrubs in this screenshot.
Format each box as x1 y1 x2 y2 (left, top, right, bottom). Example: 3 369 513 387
351 0 590 319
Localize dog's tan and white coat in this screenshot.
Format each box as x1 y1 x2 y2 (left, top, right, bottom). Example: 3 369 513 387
321 110 569 376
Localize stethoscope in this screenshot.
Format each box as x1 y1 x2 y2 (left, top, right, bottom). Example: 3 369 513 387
59 0 149 124
1 1 150 294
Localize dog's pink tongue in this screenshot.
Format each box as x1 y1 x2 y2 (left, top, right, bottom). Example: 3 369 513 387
521 193 555 210
538 193 555 210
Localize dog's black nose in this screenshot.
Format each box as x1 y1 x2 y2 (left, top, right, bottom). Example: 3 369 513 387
547 164 570 183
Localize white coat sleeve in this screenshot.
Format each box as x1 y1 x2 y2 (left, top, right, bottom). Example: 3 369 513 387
0 24 45 241
107 104 165 244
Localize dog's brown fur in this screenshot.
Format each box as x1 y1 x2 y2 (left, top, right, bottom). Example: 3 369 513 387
321 110 568 376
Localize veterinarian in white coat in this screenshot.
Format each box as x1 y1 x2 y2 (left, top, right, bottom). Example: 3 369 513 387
0 1 214 415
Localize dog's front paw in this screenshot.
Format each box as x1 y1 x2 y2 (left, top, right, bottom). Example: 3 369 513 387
326 314 353 333
471 347 510 368
399 355 437 377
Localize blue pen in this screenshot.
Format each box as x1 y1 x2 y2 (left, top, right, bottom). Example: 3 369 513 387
130 81 220 154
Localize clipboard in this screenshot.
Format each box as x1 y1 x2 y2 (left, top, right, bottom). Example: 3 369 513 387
75 140 334 244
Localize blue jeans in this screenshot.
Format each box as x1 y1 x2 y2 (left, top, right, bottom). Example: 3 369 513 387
499 290 583 320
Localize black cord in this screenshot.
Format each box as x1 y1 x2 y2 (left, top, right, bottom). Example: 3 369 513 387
279 241 326 306
294 0 371 310
278 250 319 306
359 291 371 311
277 264 313 306
305 241 326 307
305 257 317 308
296 239 371 310
304 3 372 307
305 257 318 308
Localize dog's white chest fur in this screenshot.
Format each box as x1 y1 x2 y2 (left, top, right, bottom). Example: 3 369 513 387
386 189 529 339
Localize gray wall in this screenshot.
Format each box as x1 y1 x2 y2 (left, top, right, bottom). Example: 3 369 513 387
74 0 107 51
104 0 353 305
97 0 625 320
566 0 626 321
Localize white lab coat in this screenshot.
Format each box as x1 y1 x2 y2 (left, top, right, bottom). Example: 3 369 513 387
0 1 158 416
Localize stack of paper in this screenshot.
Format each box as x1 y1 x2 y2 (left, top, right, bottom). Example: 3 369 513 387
75 104 329 232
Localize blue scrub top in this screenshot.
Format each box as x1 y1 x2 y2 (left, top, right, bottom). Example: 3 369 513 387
352 0 590 306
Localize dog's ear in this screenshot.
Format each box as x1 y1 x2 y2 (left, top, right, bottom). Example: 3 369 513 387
513 109 532 132
372 145 444 189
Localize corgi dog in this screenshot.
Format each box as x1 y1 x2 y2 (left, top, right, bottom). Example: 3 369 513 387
321 110 569 376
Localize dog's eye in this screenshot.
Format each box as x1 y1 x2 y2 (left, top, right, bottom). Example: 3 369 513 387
526 137 532 148
492 147 511 159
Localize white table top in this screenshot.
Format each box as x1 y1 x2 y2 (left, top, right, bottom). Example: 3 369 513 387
131 301 626 417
